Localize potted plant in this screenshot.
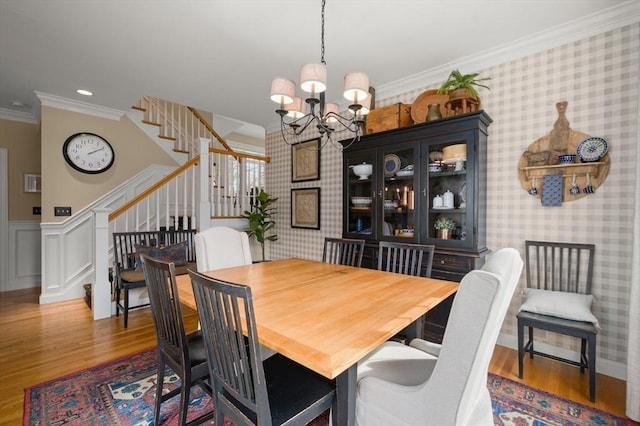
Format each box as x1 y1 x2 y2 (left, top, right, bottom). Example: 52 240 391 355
437 69 491 100
242 190 278 261
434 216 456 240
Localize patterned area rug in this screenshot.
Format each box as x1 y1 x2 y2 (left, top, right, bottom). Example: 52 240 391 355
24 347 628 425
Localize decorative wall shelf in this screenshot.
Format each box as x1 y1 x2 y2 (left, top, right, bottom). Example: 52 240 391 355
517 102 611 202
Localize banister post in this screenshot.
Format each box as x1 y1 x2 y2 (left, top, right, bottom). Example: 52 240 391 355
93 208 112 320
198 137 212 230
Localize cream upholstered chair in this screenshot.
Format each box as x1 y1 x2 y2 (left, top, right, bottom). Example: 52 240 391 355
355 248 523 426
194 226 252 271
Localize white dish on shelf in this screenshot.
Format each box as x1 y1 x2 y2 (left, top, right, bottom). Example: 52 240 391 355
433 206 453 209
395 170 414 177
351 196 372 206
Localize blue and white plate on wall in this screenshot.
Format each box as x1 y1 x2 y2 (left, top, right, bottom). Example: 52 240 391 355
577 137 608 162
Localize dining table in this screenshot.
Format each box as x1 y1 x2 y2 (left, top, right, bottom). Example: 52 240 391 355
176 257 458 426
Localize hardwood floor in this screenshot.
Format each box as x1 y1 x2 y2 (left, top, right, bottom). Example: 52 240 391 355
0 287 635 425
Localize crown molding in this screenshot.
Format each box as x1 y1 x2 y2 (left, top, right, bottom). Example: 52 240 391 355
375 1 640 102
0 107 38 124
35 92 125 121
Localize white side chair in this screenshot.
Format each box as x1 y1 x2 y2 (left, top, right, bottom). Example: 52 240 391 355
355 248 523 426
194 226 252 272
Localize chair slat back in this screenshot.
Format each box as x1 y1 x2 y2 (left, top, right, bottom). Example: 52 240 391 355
113 230 197 270
140 255 188 361
322 237 365 267
377 241 435 277
189 270 269 424
525 240 595 294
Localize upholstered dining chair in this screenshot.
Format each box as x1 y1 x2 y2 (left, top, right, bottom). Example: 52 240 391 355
194 226 252 271
322 237 365 267
188 269 336 426
140 254 213 426
355 248 523 426
517 240 598 401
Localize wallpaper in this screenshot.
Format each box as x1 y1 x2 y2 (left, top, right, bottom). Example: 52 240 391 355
266 23 640 371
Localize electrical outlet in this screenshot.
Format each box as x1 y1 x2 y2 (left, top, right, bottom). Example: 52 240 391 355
33 206 41 215
54 206 72 216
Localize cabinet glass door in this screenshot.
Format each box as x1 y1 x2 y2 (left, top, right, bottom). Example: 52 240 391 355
345 151 376 237
381 144 417 240
426 138 472 248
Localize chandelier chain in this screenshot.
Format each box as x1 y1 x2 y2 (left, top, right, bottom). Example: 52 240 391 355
320 0 326 65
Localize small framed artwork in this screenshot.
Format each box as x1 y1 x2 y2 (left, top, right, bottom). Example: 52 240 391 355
24 173 41 193
291 138 320 182
291 187 321 229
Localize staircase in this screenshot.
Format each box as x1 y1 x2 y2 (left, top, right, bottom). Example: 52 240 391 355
39 97 270 318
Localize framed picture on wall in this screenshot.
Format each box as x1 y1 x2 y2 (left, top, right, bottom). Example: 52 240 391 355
291 187 321 229
291 138 320 182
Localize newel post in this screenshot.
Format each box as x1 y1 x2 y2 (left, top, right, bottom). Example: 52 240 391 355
93 208 111 320
198 137 212 231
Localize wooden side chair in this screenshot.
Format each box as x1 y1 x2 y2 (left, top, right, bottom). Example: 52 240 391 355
517 240 598 401
378 241 435 342
189 269 336 426
322 237 365 267
378 241 435 277
140 254 213 425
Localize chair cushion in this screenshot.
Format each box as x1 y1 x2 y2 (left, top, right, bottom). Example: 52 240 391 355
134 241 188 271
519 288 599 327
121 262 197 283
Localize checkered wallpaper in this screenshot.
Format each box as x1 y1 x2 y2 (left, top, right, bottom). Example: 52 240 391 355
266 23 640 367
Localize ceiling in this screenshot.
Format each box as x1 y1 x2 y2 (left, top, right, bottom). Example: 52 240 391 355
0 0 632 133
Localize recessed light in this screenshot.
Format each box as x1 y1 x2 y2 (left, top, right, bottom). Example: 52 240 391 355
77 89 93 96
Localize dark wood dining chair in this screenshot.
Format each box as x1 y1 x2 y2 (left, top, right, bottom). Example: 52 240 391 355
140 254 213 425
322 237 365 267
378 241 436 342
516 240 598 401
188 269 336 426
377 241 435 277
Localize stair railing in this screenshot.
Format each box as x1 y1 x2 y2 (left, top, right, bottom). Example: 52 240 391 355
133 96 232 157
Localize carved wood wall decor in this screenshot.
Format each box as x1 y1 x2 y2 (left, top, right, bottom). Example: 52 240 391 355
518 102 610 202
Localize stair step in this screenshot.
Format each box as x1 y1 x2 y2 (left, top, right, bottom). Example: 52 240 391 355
173 148 189 154
159 134 177 141
131 105 146 112
142 120 161 127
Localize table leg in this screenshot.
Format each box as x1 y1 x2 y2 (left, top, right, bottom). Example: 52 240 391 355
334 365 357 426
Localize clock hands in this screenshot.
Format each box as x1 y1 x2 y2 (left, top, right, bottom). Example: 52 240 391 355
88 147 105 155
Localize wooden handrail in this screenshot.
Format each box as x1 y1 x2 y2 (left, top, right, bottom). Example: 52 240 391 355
188 106 235 153
108 156 200 222
210 147 270 163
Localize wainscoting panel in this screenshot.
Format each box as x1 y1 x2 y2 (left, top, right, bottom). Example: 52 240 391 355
6 221 41 291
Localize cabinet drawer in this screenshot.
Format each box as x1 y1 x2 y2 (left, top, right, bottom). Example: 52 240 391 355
433 253 475 272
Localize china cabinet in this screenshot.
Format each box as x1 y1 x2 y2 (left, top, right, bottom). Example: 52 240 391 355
341 110 492 342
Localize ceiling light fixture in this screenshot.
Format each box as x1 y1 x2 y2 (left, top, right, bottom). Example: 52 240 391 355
269 0 370 150
77 89 93 96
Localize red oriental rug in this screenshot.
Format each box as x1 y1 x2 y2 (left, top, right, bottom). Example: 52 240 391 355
24 347 629 425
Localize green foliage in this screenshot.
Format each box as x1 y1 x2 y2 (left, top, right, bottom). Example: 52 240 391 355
242 190 278 261
437 69 491 99
434 216 457 230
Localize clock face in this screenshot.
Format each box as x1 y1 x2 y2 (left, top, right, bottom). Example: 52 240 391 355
63 133 115 174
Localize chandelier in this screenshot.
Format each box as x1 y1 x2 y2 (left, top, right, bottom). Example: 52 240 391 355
269 0 370 149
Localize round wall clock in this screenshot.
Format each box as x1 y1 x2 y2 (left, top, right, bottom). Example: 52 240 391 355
63 132 115 174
